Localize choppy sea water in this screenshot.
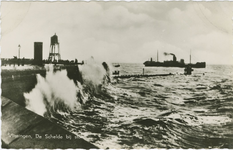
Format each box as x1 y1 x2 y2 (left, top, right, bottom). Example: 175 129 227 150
32 64 233 149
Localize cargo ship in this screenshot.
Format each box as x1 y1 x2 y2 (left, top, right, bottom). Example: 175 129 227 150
143 51 206 68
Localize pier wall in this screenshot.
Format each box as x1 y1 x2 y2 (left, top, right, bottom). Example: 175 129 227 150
1 65 81 107
1 68 98 149
1 69 44 106
1 96 98 149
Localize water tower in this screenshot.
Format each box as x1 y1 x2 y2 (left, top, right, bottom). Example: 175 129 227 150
48 33 61 62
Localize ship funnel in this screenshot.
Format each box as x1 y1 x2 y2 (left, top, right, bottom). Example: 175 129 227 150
171 53 176 62
164 52 176 62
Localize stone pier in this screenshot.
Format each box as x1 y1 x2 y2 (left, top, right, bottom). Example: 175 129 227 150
1 96 98 149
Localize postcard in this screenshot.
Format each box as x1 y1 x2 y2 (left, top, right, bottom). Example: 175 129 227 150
1 1 233 149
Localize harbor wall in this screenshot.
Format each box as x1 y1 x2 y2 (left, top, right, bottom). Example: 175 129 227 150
1 68 98 149
1 96 98 149
1 69 45 106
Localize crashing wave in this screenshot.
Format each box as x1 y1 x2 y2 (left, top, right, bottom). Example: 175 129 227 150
24 61 112 117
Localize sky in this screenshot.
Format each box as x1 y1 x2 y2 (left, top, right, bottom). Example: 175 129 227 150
1 1 233 65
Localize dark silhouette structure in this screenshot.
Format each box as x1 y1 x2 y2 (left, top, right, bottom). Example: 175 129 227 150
18 45 21 59
184 65 194 75
1 34 86 66
34 42 43 65
144 52 206 68
102 62 111 83
48 34 61 62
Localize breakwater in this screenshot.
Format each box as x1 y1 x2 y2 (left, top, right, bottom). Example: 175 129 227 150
1 66 98 149
1 68 46 106
113 73 174 79
1 96 98 149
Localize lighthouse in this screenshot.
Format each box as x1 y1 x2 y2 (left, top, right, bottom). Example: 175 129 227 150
48 33 61 62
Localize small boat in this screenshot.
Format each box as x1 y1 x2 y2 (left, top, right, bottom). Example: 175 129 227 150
114 64 120 67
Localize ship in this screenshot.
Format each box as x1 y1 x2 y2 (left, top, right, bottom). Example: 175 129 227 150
143 51 206 68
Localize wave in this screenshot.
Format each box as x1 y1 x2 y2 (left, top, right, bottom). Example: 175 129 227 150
24 61 112 117
22 63 233 148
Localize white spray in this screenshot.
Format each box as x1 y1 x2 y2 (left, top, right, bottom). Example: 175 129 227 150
24 61 111 116
24 64 82 116
79 58 108 85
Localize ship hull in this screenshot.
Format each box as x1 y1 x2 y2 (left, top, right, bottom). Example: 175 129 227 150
144 61 206 68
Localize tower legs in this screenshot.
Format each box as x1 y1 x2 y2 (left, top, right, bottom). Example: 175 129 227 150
48 44 61 62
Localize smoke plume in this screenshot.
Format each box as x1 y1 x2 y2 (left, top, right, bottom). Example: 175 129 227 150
164 52 175 56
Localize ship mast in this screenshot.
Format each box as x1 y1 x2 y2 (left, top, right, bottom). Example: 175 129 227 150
190 50 191 64
157 50 159 62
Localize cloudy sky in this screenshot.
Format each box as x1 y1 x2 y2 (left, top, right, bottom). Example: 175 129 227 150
1 1 233 64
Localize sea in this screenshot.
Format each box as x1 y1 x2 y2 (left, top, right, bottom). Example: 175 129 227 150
25 63 233 149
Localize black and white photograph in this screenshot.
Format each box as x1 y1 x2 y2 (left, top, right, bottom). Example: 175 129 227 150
1 1 233 149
